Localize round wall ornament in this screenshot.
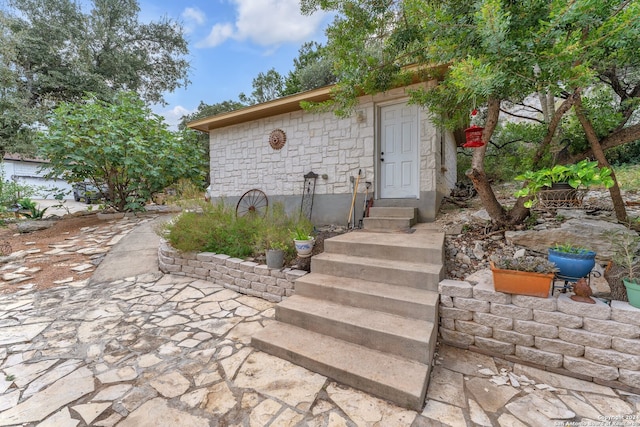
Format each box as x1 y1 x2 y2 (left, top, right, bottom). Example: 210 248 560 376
269 129 286 150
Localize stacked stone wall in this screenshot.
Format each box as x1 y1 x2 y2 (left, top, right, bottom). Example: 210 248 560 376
158 240 306 302
438 272 640 393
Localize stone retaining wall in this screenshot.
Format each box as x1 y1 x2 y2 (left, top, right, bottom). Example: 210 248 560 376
158 240 307 302
438 269 640 392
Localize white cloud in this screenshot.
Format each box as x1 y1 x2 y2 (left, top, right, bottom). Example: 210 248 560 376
197 0 327 48
181 7 206 34
198 22 235 47
159 105 193 130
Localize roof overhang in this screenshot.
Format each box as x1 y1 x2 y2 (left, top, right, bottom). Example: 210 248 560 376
187 86 334 133
187 64 448 133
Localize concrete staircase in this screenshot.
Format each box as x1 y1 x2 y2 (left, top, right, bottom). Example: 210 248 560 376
252 208 444 410
363 207 418 232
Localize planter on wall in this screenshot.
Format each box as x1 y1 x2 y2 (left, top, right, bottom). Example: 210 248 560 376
548 248 596 281
265 249 284 269
293 238 314 258
623 279 640 309
490 261 554 298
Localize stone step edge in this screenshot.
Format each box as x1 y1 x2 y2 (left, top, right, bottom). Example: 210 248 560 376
251 322 430 411
276 295 435 362
294 273 438 322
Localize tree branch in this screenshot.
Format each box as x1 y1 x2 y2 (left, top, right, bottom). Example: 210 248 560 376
499 108 545 124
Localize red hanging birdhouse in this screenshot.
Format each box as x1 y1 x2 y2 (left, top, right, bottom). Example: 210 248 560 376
463 125 485 148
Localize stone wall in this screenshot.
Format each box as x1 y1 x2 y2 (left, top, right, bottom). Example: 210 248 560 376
438 269 640 393
158 240 307 302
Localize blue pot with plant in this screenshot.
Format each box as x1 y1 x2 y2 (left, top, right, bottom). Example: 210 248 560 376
548 243 596 281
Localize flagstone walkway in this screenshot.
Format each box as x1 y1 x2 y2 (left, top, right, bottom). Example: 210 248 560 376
0 215 638 426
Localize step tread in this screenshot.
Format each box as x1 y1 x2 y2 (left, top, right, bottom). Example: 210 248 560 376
312 252 442 274
296 273 439 306
252 322 430 407
278 295 434 343
327 231 444 250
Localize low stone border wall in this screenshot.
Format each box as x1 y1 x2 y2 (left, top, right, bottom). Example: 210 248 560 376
158 240 307 302
439 269 640 393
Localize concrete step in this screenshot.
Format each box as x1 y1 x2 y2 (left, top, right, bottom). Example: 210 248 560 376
275 295 436 363
311 253 443 291
252 322 430 411
295 273 438 323
362 217 414 231
369 207 418 219
324 231 444 264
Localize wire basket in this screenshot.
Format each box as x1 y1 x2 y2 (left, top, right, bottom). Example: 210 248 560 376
537 188 587 209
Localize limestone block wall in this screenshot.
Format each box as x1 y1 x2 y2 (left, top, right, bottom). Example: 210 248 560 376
438 271 640 393
158 240 307 302
208 83 447 200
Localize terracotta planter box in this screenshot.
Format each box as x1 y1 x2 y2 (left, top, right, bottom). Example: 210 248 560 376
490 261 554 298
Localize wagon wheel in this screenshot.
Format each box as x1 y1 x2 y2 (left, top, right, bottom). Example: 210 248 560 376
236 189 268 217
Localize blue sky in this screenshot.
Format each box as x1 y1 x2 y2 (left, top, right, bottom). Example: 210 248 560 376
138 1 333 128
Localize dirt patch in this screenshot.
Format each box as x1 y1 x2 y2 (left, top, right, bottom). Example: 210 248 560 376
0 213 108 295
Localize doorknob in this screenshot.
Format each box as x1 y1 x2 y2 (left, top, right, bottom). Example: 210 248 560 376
380 152 384 162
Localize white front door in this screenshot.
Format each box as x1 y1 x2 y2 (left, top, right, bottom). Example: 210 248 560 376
379 103 419 198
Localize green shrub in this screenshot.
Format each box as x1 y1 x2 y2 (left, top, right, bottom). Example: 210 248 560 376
163 201 309 262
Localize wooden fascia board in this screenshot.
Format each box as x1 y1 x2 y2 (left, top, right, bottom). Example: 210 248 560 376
187 86 334 133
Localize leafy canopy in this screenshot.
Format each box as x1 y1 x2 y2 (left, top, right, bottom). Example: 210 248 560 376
37 92 205 212
0 0 190 154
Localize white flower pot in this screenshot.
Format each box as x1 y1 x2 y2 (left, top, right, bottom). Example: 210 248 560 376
293 238 314 258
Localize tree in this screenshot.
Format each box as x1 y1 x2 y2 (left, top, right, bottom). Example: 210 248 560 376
301 0 640 227
239 68 285 105
1 0 190 154
37 92 205 212
282 41 336 95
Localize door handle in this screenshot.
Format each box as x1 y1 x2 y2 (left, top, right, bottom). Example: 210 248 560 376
380 152 384 162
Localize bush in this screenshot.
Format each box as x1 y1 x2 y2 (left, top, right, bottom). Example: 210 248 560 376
162 201 310 262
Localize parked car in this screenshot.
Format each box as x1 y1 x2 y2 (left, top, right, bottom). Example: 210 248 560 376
73 182 108 204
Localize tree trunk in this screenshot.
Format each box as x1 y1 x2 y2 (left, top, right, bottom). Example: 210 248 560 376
466 97 526 227
531 90 578 167
574 94 628 223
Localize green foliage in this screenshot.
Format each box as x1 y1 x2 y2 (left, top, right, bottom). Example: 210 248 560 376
239 68 285 105
607 228 640 281
1 0 190 154
612 164 640 191
607 141 640 166
37 91 206 212
550 243 590 254
514 160 615 207
16 197 48 219
163 202 310 262
493 256 559 274
0 178 37 211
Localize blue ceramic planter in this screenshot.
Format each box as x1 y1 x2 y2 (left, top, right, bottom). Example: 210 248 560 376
548 248 596 281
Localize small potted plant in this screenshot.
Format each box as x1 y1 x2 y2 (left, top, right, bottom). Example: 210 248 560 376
291 222 315 258
490 255 558 298
258 226 290 269
514 160 614 208
608 229 640 308
547 242 596 281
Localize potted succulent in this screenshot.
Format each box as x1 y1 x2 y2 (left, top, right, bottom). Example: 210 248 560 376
547 242 596 281
514 160 614 208
490 256 558 298
608 229 640 308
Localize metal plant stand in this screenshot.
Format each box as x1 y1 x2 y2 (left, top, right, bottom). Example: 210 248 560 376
300 172 318 221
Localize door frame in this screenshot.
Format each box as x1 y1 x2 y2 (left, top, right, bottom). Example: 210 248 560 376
376 100 420 199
